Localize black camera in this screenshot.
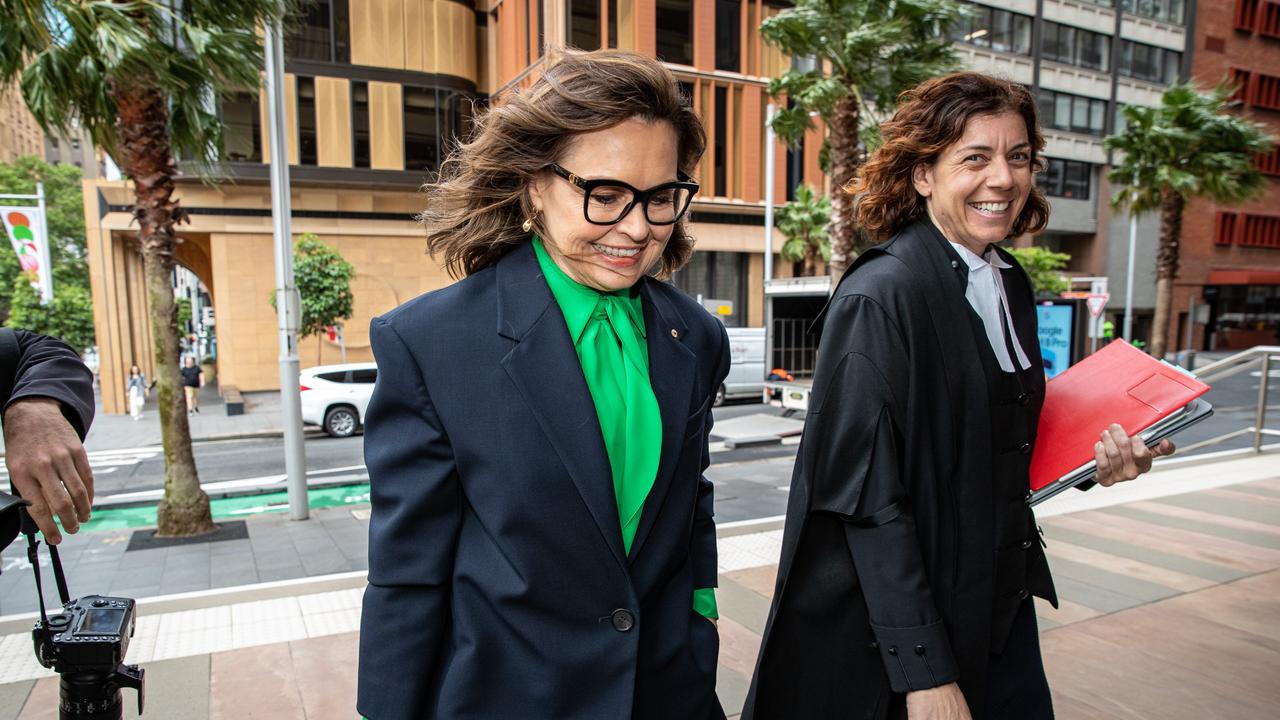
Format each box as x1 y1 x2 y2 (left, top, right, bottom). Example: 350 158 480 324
33 595 144 717
0 491 145 719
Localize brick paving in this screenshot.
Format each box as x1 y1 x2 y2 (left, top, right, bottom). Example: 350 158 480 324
0 456 1274 718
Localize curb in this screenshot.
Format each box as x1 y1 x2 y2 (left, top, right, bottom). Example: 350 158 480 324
0 516 793 634
0 571 371 636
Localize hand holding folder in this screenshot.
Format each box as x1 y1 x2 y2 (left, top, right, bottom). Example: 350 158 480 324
1029 341 1212 506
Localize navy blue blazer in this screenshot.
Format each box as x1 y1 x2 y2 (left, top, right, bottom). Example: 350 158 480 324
357 241 730 719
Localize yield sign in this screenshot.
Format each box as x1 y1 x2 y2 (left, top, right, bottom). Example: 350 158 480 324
1087 293 1110 318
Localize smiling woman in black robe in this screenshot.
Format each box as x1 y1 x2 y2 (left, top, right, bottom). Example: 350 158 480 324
743 73 1174 720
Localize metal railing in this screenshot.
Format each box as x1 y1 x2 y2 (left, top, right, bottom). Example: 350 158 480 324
1178 345 1279 455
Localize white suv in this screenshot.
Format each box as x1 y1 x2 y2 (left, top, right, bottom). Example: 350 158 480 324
299 362 378 438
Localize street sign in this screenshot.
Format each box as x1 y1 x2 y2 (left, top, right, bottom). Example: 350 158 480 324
1087 293 1110 318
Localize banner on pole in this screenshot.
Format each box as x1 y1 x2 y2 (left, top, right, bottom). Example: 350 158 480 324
1 206 53 303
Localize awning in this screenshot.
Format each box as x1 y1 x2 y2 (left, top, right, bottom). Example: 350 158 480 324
1205 269 1280 286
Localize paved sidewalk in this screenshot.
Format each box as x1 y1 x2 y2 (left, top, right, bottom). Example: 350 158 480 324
0 454 1274 718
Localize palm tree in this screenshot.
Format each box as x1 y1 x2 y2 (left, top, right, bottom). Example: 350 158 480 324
777 184 831 277
0 0 285 536
1105 83 1273 359
760 0 966 282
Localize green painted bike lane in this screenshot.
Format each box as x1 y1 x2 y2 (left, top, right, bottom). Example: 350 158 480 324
79 484 372 532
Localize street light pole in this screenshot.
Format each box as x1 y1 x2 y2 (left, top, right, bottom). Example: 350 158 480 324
1123 182 1138 342
264 18 309 521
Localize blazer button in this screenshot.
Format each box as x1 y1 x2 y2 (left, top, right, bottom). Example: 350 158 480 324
610 608 635 632
670 328 679 338
914 644 926 656
1021 539 1034 550
887 646 899 656
1019 442 1032 455
1018 392 1030 406
1018 589 1030 600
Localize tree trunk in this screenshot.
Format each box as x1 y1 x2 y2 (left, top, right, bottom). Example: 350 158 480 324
803 239 818 277
1149 188 1184 359
114 82 216 537
826 94 860 287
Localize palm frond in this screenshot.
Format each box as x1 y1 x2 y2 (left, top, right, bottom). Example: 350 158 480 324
1106 82 1274 213
3 0 285 177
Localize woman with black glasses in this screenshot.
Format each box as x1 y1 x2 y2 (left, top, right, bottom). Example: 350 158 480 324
356 48 728 720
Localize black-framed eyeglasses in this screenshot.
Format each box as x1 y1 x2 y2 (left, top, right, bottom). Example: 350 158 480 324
549 164 699 226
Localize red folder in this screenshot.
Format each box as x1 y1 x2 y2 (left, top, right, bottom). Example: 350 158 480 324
1029 341 1210 491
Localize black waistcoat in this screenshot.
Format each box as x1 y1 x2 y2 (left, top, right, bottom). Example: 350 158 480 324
967 289 1055 653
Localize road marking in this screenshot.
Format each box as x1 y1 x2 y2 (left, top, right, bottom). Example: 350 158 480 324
96 464 369 504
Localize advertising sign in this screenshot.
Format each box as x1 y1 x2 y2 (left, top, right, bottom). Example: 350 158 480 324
1037 302 1076 379
1 206 52 302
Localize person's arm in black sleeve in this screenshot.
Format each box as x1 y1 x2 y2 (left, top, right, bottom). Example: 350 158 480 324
1 329 95 544
804 295 960 695
5 330 95 440
691 322 731 618
357 316 462 720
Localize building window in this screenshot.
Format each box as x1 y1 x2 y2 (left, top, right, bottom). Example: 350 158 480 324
1118 40 1181 84
608 0 618 46
404 86 441 172
1239 213 1280 248
1251 72 1280 110
1037 158 1092 199
714 86 728 196
656 0 694 66
1037 89 1107 136
1042 21 1110 71
352 80 370 169
1215 212 1238 245
222 91 262 162
716 0 742 71
1121 0 1185 25
569 0 601 50
297 77 318 166
671 251 749 327
1255 146 1280 176
285 0 350 63
1235 0 1260 31
949 2 1032 56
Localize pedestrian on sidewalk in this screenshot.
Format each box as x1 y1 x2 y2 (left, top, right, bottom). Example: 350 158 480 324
180 355 203 414
0 328 95 545
744 73 1175 720
126 364 147 420
358 48 727 720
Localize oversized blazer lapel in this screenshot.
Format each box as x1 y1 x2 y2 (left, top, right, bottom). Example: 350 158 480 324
496 243 628 571
628 280 696 564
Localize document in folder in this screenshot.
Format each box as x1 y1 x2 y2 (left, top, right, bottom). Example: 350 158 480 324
1029 340 1211 492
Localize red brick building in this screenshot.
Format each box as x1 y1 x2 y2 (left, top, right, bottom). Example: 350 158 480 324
1175 0 1280 352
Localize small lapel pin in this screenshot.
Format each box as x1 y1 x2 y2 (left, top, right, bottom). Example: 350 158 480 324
951 260 960 269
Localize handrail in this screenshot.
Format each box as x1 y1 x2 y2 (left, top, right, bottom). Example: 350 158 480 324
492 56 547 103
1192 345 1280 382
1178 345 1279 455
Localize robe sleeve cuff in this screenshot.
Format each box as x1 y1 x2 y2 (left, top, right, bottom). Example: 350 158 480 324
869 619 960 693
692 587 718 620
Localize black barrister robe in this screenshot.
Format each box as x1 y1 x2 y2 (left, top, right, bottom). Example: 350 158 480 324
743 219 1058 719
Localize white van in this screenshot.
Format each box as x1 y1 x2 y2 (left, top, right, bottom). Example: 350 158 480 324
717 327 765 405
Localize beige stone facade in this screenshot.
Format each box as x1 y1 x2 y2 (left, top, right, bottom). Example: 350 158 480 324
0 81 44 163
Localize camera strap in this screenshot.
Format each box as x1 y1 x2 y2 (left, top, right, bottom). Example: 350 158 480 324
24 531 72 629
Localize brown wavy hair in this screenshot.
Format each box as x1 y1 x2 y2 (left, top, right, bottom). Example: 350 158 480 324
421 47 706 278
849 72 1050 242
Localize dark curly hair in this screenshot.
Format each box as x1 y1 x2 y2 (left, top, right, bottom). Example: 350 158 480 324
421 47 706 279
849 72 1050 242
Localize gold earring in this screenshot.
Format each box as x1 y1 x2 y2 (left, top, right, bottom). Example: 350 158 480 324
522 213 539 233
